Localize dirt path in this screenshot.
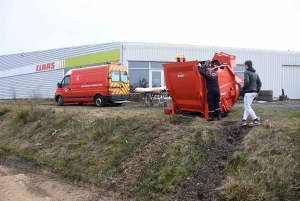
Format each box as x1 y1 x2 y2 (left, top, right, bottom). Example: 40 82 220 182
0 165 116 201
174 121 250 200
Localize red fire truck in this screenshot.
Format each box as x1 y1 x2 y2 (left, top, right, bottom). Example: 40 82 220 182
55 62 130 106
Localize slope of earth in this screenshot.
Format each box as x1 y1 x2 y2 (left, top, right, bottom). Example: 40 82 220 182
0 100 299 201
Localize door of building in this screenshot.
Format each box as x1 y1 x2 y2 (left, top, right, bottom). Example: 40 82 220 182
150 70 165 88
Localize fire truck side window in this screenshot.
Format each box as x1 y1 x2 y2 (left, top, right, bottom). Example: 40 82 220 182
111 71 120 82
62 76 70 87
120 71 128 83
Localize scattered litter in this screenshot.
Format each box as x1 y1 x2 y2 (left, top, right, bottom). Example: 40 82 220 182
89 119 95 123
52 129 58 135
35 143 42 146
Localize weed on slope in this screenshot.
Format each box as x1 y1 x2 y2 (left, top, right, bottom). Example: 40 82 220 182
0 101 299 201
174 121 252 201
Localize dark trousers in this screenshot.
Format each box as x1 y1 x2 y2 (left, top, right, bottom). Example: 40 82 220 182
207 92 220 112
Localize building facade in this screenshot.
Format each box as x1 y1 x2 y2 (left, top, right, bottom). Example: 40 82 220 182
1 42 300 100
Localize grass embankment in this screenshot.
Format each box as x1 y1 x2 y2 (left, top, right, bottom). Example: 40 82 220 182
0 100 209 200
0 100 299 200
219 108 300 200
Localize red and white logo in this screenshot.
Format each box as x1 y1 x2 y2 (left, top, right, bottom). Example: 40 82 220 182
177 73 185 78
36 62 55 71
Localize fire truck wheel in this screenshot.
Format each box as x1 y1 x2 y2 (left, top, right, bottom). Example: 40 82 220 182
57 96 64 106
95 95 104 107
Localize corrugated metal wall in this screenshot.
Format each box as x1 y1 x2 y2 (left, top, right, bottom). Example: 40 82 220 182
121 42 300 99
0 42 121 71
281 65 300 99
0 69 64 99
0 42 121 99
1 42 299 99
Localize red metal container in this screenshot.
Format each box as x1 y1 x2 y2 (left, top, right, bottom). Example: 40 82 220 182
163 52 243 119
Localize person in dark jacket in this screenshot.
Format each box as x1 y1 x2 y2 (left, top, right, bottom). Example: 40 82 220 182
198 60 221 121
241 60 262 126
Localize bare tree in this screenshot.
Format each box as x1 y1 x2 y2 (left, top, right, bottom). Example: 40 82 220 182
10 87 17 100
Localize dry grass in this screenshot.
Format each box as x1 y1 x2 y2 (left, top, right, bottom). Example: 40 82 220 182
0 101 212 200
219 110 300 200
0 100 299 201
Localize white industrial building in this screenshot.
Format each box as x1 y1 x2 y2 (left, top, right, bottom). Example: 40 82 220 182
0 42 299 100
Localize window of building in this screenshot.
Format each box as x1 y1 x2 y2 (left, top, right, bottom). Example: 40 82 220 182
150 62 166 69
128 61 169 92
128 69 149 92
128 61 149 69
234 65 245 72
236 72 244 78
234 64 245 87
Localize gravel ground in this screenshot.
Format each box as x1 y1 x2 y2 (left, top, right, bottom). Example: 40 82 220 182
232 99 300 110
116 99 300 113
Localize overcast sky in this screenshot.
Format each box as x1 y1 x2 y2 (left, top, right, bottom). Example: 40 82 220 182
1 0 300 55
